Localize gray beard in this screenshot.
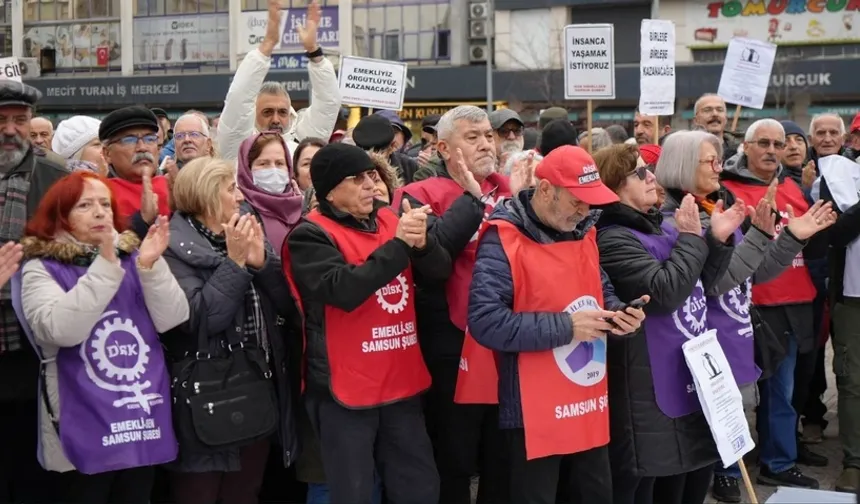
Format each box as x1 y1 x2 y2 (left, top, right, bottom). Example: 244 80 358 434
0 145 28 172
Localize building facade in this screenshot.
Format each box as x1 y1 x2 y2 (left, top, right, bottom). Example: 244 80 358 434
10 0 860 130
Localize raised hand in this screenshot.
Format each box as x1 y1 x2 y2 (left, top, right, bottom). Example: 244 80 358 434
786 200 837 240
246 218 267 269
0 242 23 289
223 214 253 268
801 160 817 190
260 0 283 56
710 198 746 243
98 228 118 264
509 151 537 194
140 164 159 225
138 215 170 269
674 194 702 235
297 0 321 53
749 197 775 236
449 148 482 199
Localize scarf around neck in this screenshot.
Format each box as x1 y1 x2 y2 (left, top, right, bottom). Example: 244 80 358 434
236 133 303 253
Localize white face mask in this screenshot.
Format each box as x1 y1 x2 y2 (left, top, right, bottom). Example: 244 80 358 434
253 167 289 194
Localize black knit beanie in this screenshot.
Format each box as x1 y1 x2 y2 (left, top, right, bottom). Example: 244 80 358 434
310 143 376 200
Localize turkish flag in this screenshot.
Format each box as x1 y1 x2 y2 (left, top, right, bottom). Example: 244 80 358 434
96 46 109 66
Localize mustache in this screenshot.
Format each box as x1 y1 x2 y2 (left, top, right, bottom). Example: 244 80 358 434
763 155 778 163
132 152 155 163
0 134 25 148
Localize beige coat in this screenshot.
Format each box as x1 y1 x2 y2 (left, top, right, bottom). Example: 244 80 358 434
19 231 189 473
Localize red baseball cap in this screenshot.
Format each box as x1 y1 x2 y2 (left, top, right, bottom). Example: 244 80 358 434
534 145 619 205
851 113 860 134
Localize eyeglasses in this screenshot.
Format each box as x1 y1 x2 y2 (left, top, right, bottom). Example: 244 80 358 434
753 138 786 150
699 157 722 171
111 134 158 147
345 170 381 185
174 131 207 141
628 165 649 180
497 126 524 138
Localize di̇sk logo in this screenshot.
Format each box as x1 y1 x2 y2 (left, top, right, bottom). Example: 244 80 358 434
718 279 752 338
376 274 410 314
552 296 606 387
82 311 163 414
673 279 707 339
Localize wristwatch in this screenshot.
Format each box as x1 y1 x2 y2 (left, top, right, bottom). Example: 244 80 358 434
306 47 324 59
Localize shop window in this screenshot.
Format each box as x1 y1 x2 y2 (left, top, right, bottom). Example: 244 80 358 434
241 0 338 8
135 0 228 15
24 0 121 21
353 0 450 64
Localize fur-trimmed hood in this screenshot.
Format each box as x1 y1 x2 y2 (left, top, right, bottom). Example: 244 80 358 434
20 230 140 263
367 151 403 198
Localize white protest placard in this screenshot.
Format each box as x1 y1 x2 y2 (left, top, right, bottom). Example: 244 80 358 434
563 24 615 100
639 20 676 116
338 56 408 112
682 330 755 468
717 37 777 110
0 57 23 83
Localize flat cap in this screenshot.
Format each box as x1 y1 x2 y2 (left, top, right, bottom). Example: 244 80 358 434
489 109 523 130
99 106 159 142
422 114 441 133
539 107 569 129
150 107 169 120
0 81 42 108
353 114 395 151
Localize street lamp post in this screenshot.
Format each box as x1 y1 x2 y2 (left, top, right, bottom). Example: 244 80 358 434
486 0 494 113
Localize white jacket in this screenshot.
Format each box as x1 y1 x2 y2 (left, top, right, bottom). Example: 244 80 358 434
217 49 342 161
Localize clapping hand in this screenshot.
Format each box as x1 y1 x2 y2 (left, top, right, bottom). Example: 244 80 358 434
259 0 283 56
801 160 817 190
709 198 746 243
140 164 159 225
297 1 322 54
223 214 253 268
449 148 482 199
246 218 267 269
509 151 537 194
750 179 777 235
674 194 702 235
396 199 433 249
138 215 170 269
0 242 23 289
786 200 837 240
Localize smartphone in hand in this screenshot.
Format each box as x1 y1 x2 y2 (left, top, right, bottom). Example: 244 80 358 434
607 298 648 329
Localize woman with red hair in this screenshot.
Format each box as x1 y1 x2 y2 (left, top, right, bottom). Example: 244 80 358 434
10 171 189 504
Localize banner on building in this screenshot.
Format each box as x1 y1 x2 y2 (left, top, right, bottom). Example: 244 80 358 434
686 1 860 47
239 6 339 56
23 23 121 70
563 23 616 100
133 14 229 68
639 19 676 116
338 56 408 111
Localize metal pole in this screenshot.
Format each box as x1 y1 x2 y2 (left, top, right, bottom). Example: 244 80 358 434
651 0 660 19
486 0 494 113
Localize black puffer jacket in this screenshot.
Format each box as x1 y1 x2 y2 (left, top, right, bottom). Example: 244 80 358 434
596 203 727 478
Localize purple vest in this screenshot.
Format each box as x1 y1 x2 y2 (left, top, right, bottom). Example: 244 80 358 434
627 222 709 419
705 230 761 387
13 254 177 474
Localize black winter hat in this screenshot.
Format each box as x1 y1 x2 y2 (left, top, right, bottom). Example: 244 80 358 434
353 114 395 151
311 143 376 199
539 119 578 156
99 106 159 142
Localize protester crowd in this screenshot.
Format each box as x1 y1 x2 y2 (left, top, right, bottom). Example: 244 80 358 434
1 2 860 504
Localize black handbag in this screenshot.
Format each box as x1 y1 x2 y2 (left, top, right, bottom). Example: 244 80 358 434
170 314 279 453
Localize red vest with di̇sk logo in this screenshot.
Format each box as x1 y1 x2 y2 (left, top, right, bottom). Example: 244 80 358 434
497 220 610 459
284 208 431 408
721 177 816 306
395 173 511 332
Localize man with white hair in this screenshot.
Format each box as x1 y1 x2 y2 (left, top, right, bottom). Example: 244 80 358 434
719 118 825 491
692 93 739 162
393 105 532 504
217 0 340 162
172 113 213 168
809 113 846 161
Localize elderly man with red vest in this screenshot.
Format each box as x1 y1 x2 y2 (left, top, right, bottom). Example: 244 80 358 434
394 105 532 504
285 143 451 504
467 145 647 503
720 118 827 490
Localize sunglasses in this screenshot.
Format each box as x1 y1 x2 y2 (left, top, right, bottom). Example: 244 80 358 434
629 165 649 180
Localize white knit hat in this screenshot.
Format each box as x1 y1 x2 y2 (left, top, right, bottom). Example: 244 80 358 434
52 115 102 159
